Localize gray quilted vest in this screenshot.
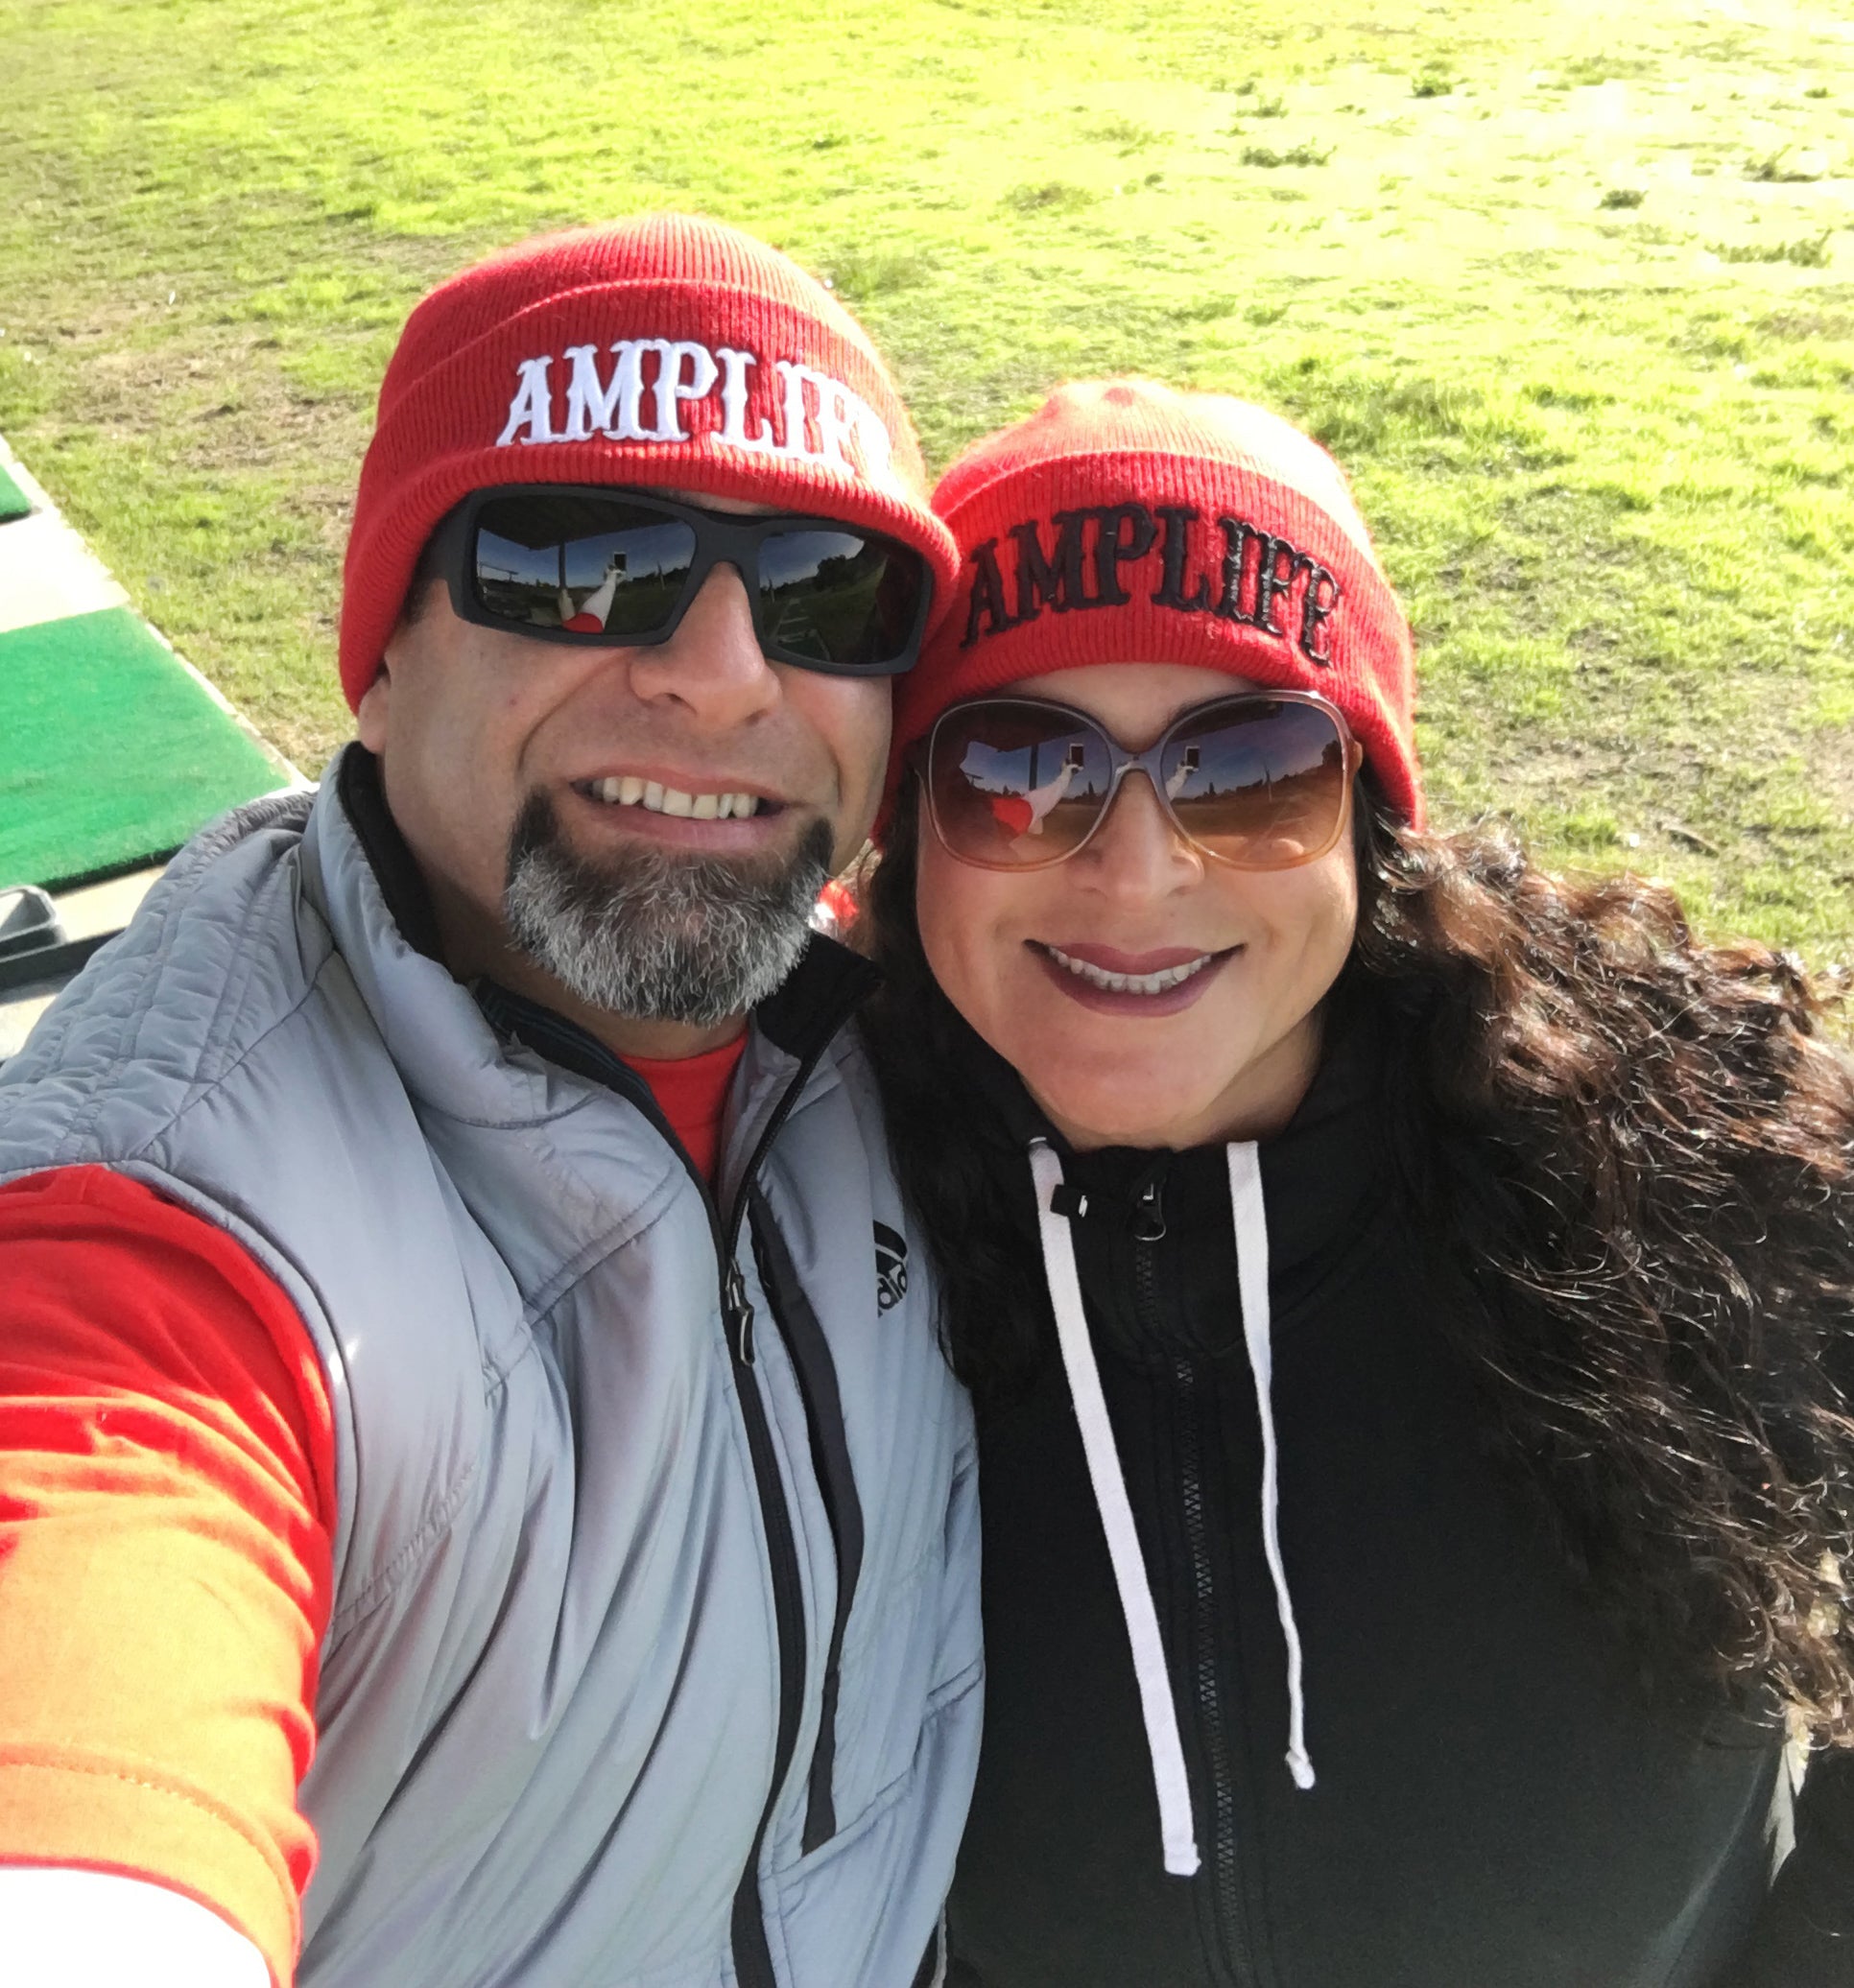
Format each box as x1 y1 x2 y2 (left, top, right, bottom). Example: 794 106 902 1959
0 752 983 1987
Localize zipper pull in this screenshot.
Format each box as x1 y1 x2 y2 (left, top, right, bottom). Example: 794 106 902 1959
1132 1176 1168 1243
724 1261 756 1365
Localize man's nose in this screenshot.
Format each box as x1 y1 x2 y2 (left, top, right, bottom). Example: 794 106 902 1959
624 563 778 724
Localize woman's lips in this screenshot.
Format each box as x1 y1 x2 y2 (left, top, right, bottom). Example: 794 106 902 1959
1042 942 1215 974
1029 940 1237 1018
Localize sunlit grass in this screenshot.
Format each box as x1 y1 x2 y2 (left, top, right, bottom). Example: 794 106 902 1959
0 0 1849 952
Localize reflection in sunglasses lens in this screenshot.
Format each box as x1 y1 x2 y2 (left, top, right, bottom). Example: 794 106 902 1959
1164 702 1346 864
932 699 1347 869
475 498 696 635
933 706 1111 864
760 530 906 668
468 498 921 668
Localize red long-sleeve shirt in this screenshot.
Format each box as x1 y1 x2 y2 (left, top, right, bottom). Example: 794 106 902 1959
0 1028 745 1984
0 1166 335 1984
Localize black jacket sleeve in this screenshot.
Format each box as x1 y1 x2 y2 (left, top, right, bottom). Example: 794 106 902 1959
1723 1750 1854 1984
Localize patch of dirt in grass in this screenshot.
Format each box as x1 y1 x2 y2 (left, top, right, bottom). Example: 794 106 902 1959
1762 309 1854 340
1817 723 1854 820
68 330 366 466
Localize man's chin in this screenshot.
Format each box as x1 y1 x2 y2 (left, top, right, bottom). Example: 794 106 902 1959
501 792 835 1026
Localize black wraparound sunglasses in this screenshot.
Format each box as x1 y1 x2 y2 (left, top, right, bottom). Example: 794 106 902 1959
423 485 935 675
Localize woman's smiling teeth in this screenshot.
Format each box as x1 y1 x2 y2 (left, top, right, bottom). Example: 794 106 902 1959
1041 943 1216 995
580 775 763 819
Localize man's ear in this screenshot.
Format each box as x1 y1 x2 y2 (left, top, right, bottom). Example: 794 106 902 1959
356 662 392 752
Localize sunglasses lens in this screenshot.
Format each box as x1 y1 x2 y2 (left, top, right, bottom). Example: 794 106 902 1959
1162 699 1350 865
928 703 1116 868
474 495 699 637
467 494 927 671
759 528 924 670
927 697 1352 872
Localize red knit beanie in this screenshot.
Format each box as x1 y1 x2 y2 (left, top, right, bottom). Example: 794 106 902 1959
339 214 957 709
890 379 1421 826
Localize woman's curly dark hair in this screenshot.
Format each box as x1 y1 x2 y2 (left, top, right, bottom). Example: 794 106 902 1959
860 773 1854 1738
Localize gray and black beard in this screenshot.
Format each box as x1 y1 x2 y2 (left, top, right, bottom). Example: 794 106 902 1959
502 793 833 1027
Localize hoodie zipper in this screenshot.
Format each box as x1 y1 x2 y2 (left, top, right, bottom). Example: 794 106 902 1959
1174 1359 1252 1981
1131 1170 1253 1983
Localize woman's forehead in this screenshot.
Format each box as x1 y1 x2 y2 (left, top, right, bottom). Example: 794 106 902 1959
999 663 1261 744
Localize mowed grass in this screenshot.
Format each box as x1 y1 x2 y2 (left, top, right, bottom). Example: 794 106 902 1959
1 0 1851 954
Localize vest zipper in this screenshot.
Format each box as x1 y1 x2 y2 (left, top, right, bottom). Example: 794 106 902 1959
473 972 867 1988
748 1181 867 1855
725 1300 809 1988
715 1002 868 1988
725 1259 756 1364
1131 1171 1255 1982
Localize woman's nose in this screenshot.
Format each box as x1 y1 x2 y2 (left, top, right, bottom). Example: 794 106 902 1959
1072 771 1205 897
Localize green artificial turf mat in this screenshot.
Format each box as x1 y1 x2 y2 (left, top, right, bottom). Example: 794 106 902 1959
0 605 281 888
0 461 30 523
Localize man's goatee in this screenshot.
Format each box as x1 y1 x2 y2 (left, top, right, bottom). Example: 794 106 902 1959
502 792 833 1025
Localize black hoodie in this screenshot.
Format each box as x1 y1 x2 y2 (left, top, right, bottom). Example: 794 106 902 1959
942 1016 1851 1987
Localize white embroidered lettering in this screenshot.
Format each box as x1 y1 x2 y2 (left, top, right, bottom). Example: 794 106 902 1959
774 360 817 462
644 340 720 442
497 339 894 488
715 346 776 453
771 361 895 482
852 398 895 485
811 372 861 474
497 356 557 446
615 342 658 439
560 343 630 441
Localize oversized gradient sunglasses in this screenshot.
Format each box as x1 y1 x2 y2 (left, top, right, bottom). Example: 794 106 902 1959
923 691 1363 872
424 485 935 675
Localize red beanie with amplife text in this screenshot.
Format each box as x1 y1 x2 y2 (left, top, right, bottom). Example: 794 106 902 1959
339 213 957 709
889 379 1421 825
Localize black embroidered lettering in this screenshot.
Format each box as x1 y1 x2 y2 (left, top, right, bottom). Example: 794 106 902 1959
1215 518 1263 627
1252 533 1313 638
1152 506 1211 612
1092 504 1156 605
1009 510 1093 620
961 539 1015 648
1298 562 1341 664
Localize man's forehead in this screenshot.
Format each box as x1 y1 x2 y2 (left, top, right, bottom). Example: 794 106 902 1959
454 485 796 520
659 486 774 518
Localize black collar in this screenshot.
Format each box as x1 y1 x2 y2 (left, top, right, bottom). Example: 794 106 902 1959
336 745 445 961
944 975 1391 1293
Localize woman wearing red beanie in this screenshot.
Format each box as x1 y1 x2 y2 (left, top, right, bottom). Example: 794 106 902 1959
861 379 1854 1987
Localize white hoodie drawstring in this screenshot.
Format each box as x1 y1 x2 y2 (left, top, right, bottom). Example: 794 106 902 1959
1226 1142 1316 1791
1030 1140 1200 1878
1028 1136 1316 1882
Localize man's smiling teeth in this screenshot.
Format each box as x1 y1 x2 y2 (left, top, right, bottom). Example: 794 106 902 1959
587 775 762 819
1043 944 1215 995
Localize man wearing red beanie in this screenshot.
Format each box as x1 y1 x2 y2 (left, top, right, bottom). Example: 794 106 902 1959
0 216 980 1988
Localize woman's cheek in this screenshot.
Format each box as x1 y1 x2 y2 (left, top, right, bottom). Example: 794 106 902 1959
914 804 1029 995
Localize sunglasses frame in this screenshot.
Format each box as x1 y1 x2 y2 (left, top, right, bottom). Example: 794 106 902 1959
922 689 1363 873
424 483 936 676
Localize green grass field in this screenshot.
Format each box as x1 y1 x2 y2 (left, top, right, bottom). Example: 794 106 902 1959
2 0 1850 952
